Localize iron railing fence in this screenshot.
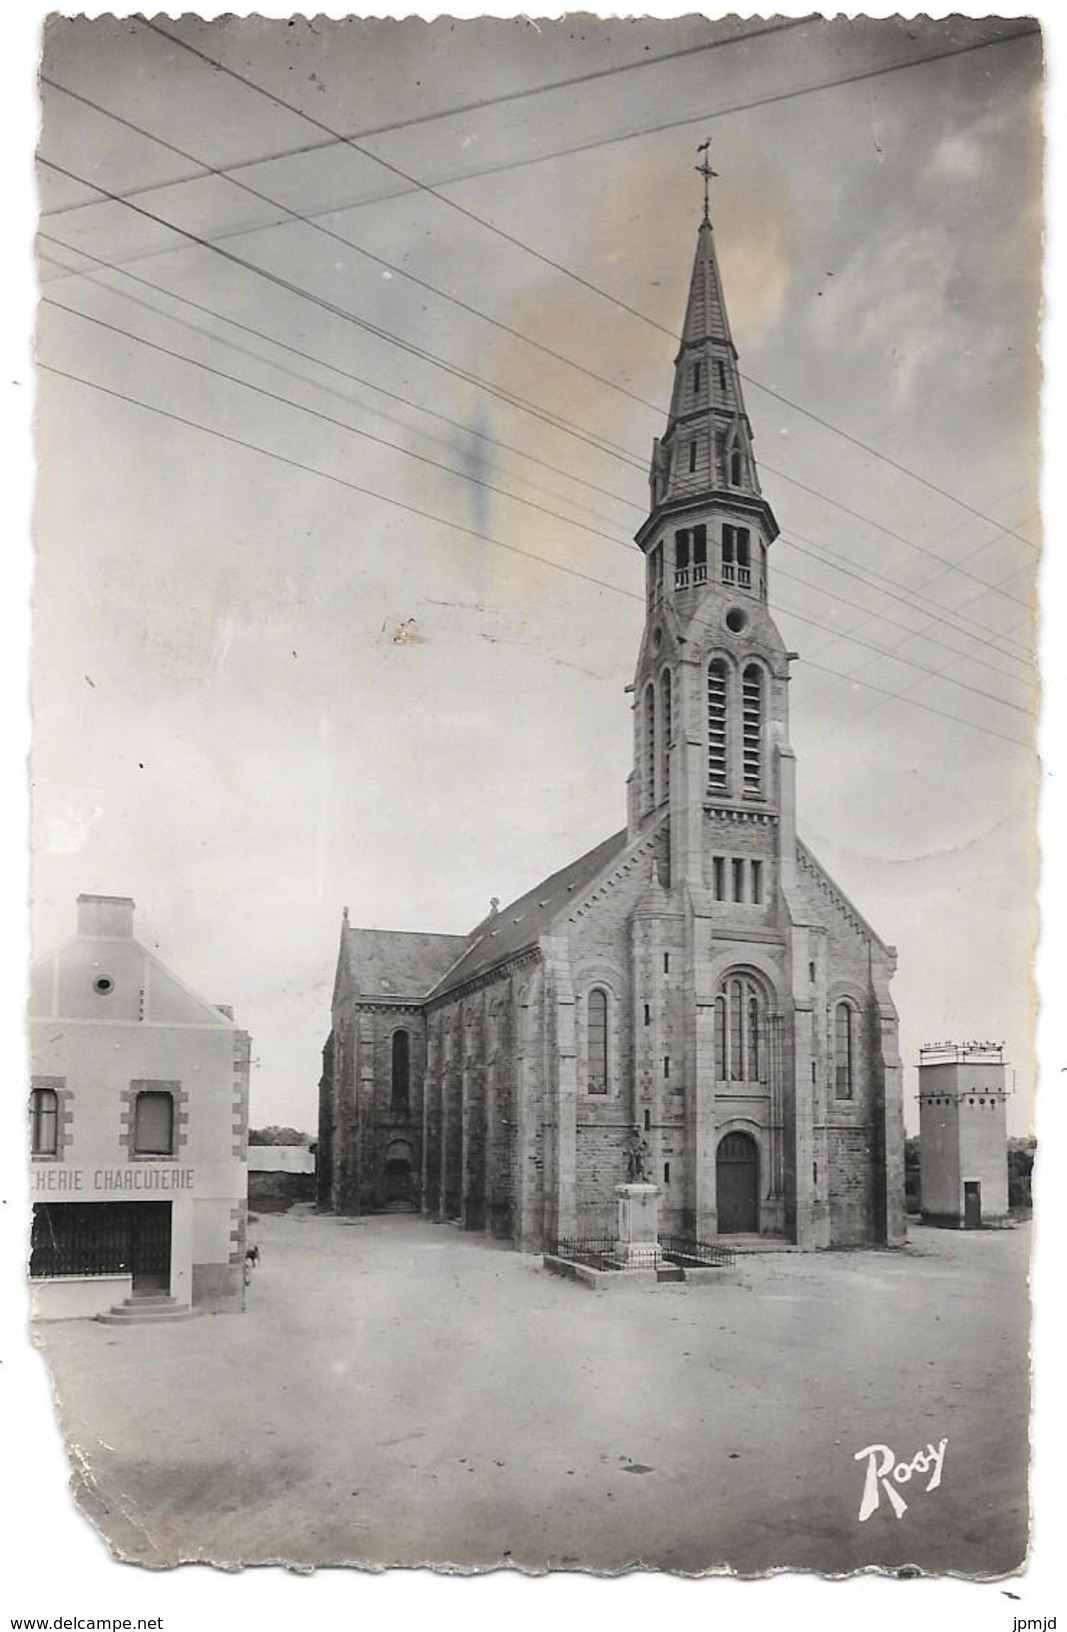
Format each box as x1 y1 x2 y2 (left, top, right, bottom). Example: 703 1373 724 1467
659 1233 735 1268
548 1232 736 1271
548 1235 624 1270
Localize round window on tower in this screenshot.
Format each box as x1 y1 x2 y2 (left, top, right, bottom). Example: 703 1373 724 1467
725 607 748 634
93 975 114 995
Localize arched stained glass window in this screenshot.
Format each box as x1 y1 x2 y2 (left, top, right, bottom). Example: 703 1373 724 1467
714 996 727 1080
587 988 608 1095
714 972 768 1085
659 669 672 801
835 1002 856 1099
391 1029 411 1108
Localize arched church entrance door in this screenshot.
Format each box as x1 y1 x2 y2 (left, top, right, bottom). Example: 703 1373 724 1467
382 1140 416 1211
717 1132 759 1233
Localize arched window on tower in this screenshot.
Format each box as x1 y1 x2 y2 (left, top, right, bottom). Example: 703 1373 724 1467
391 1028 411 1110
714 996 727 1079
714 971 768 1084
835 1002 856 1099
659 669 672 802
648 542 664 605
587 988 609 1095
708 660 728 793
730 446 743 486
742 665 764 797
645 682 657 810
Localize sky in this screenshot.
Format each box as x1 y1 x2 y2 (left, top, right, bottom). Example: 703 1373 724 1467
29 13 1044 1138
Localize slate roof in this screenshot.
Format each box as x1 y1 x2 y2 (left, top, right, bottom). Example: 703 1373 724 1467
343 829 630 1005
427 828 629 999
344 928 468 1001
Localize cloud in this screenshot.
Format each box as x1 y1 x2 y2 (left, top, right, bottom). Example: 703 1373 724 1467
804 213 999 409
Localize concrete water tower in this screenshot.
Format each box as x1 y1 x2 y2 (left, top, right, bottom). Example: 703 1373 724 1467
917 1042 1009 1228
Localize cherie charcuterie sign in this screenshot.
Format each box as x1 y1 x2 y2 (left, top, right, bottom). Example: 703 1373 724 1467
32 1165 195 1193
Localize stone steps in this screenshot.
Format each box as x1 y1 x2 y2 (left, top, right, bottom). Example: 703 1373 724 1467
97 1295 201 1325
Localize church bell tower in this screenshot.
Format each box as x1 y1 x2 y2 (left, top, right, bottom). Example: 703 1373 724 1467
628 148 795 902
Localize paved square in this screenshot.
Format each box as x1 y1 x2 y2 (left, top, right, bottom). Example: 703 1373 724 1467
36 1213 1029 1574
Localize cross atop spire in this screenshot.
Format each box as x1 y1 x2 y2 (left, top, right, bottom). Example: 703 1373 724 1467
695 138 717 223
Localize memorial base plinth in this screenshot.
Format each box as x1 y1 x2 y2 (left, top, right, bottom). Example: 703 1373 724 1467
615 1182 662 1269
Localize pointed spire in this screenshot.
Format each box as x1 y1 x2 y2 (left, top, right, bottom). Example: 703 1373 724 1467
680 218 735 352
647 176 764 514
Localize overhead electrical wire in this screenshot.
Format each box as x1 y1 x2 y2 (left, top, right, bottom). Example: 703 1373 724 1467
41 232 1036 693
42 294 651 553
790 497 1040 703
40 18 1041 562
39 147 1036 622
40 17 816 221
38 157 646 475
779 527 1033 667
38 359 1032 754
140 13 1040 554
38 239 636 530
40 300 1034 725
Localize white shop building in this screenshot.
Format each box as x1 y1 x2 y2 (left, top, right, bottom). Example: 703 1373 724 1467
29 894 250 1320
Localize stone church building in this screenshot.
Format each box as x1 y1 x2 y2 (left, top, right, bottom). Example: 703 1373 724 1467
319 198 906 1252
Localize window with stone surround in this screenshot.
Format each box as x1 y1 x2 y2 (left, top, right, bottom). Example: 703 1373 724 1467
586 987 609 1095
391 1028 411 1110
742 665 764 796
835 1001 856 1100
707 659 729 791
648 542 664 605
644 681 657 810
31 1087 58 1155
659 668 672 798
134 1090 174 1155
714 971 768 1085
